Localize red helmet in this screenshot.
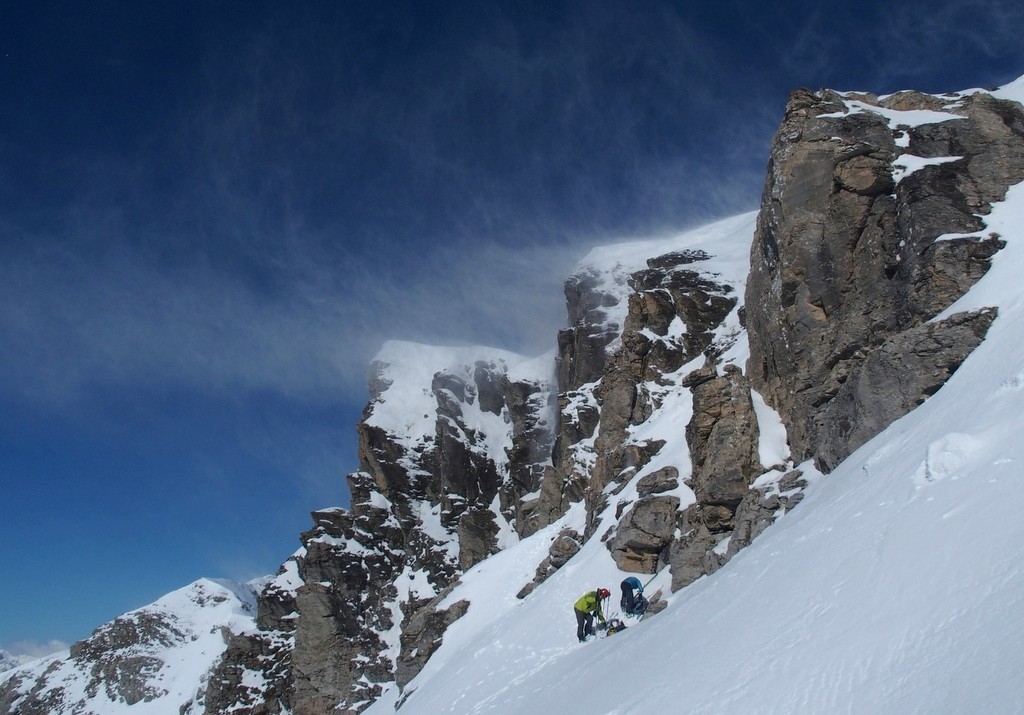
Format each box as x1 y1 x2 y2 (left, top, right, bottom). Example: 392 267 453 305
597 588 610 598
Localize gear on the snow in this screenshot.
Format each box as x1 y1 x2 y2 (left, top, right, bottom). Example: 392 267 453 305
605 618 627 635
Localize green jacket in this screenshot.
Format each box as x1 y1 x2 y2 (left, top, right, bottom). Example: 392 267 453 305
574 591 607 622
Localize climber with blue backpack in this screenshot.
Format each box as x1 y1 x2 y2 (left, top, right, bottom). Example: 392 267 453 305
620 576 649 617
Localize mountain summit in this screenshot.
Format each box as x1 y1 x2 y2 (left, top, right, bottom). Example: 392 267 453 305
4 76 1024 714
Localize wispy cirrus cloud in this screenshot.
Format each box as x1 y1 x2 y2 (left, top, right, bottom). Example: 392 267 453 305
0 212 585 415
1 2 779 419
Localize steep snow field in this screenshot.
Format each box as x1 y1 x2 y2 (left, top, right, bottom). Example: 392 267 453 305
372 166 1024 714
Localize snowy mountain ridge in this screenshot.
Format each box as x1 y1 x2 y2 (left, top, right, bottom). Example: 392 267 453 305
0 579 261 714
4 74 1024 714
0 653 31 678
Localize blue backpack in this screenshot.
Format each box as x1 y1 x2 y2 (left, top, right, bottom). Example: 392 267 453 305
630 594 649 616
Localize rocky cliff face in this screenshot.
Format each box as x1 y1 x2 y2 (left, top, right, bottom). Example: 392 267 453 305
4 78 1020 715
203 344 557 714
746 86 1022 471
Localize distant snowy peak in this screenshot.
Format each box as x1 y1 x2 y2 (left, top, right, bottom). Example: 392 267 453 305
0 578 257 713
132 577 259 627
207 577 265 613
0 650 31 676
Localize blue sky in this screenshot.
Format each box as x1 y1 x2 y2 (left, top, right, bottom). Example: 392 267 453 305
1 0 1021 654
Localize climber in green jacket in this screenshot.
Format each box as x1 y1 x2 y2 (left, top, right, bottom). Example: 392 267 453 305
574 588 610 642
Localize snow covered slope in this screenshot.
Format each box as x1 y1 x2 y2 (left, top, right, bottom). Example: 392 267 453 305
368 137 1024 715
0 579 260 714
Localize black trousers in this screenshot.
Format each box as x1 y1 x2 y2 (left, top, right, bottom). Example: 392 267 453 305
575 608 594 641
620 582 636 614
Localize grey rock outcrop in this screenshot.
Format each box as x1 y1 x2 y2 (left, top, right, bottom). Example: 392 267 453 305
500 376 558 537
687 366 762 512
669 365 764 590
746 87 1021 470
203 631 292 715
636 466 679 497
0 665 65 715
68 612 178 706
395 590 469 689
286 503 406 715
727 469 808 559
563 245 763 589
814 308 996 470
586 253 739 543
608 496 681 572
557 270 622 391
457 508 501 570
534 269 623 533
